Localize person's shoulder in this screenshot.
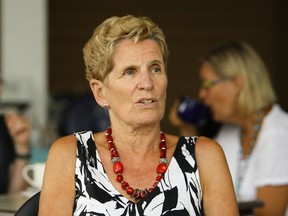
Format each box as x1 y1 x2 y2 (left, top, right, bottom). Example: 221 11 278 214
49 134 77 156
53 134 76 146
195 136 230 190
196 136 223 150
195 136 225 161
260 104 288 139
44 134 77 175
266 104 288 126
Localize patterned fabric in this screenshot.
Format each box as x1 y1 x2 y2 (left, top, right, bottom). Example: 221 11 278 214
73 131 203 216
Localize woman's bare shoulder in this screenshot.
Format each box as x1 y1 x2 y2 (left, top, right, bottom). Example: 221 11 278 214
165 134 224 157
40 134 77 215
194 136 230 187
50 134 76 149
195 136 225 158
194 136 239 215
42 135 77 193
194 136 228 179
46 134 77 164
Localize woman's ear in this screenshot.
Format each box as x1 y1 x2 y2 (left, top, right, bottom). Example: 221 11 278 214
90 79 107 107
233 75 244 91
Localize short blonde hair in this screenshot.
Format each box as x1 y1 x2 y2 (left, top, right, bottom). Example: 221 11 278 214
198 41 277 115
83 15 169 82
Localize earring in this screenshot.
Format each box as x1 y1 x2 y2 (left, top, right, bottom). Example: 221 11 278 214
103 103 109 108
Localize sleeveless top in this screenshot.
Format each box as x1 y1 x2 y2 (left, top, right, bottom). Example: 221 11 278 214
73 131 203 216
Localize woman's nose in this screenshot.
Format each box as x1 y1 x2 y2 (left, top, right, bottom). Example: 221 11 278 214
138 72 154 90
198 88 207 100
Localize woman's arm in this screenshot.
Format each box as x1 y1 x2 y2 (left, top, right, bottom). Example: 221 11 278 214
168 100 198 136
196 136 239 216
253 132 288 215
255 185 288 216
39 135 76 216
5 113 31 193
8 158 29 193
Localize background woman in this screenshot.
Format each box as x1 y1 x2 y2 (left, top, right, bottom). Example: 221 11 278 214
169 41 288 215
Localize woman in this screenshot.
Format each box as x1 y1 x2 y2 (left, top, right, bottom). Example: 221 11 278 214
170 41 288 215
39 15 238 215
0 74 31 194
0 113 31 193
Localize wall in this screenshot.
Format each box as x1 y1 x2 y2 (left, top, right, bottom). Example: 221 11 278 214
1 1 286 137
47 0 287 134
1 0 48 131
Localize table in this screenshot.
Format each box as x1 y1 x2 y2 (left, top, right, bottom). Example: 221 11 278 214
0 213 15 216
0 193 29 215
238 199 264 215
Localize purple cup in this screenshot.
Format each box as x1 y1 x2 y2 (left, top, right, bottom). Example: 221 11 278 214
177 96 210 127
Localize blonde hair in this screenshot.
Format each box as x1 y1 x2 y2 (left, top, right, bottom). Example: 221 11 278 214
198 41 277 115
83 15 169 82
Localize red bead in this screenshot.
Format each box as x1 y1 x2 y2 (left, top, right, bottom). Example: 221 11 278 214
148 188 154 192
160 149 166 158
126 187 134 195
153 181 159 188
113 161 123 174
133 189 140 198
106 134 113 142
108 142 114 149
107 127 112 134
111 149 119 157
116 174 123 182
160 141 166 149
157 163 167 174
140 191 147 198
160 132 166 141
156 175 163 181
121 181 129 189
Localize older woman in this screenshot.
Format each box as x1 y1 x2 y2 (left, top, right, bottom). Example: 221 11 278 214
170 41 288 216
39 15 238 215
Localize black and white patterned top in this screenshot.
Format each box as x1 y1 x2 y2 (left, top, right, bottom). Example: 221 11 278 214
73 131 203 216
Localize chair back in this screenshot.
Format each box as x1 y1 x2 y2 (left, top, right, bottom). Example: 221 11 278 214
15 191 40 216
59 94 110 135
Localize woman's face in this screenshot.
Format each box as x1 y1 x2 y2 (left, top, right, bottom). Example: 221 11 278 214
102 39 167 128
198 64 239 123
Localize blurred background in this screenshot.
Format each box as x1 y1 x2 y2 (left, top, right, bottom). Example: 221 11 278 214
1 0 287 142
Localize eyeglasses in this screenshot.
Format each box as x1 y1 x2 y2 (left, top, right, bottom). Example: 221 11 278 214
200 77 233 90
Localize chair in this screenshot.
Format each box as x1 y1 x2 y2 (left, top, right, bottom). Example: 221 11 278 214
15 191 40 216
238 199 264 215
58 93 110 136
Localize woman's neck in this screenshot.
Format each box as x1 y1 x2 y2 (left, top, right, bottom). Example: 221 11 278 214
239 106 271 158
108 124 162 154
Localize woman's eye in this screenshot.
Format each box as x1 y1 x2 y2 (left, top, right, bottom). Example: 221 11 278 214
151 67 161 73
124 69 135 76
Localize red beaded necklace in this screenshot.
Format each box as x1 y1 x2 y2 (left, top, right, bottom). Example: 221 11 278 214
105 127 168 200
